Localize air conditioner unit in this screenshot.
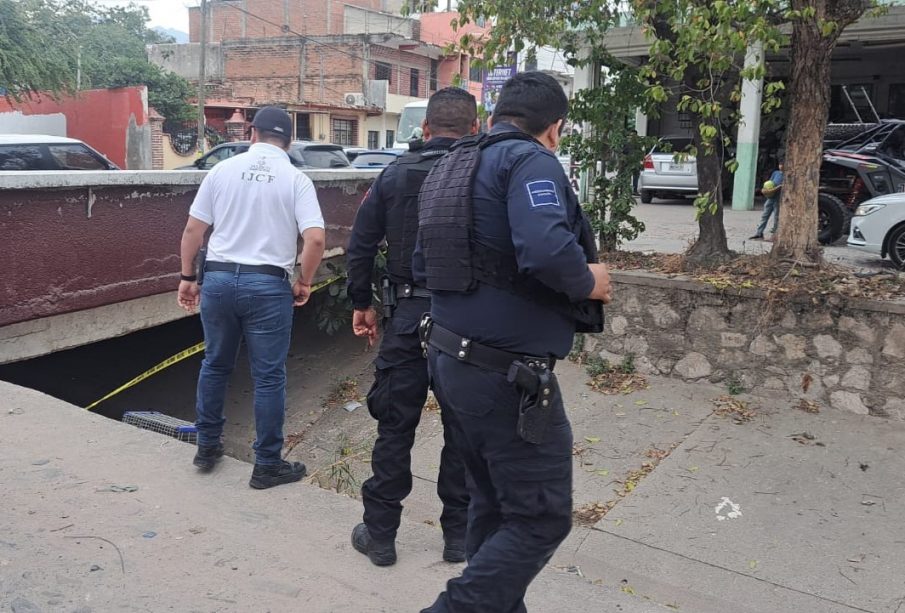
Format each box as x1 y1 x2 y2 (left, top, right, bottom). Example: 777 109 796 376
344 93 366 106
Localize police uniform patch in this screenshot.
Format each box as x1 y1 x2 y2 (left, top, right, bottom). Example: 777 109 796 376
525 180 560 208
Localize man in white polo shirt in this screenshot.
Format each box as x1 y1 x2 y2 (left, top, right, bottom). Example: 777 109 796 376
177 106 326 489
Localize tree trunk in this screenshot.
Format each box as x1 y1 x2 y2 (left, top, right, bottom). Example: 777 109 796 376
771 0 870 264
686 114 731 264
770 14 832 264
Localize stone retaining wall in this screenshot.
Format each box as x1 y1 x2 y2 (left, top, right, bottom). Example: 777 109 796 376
588 271 905 420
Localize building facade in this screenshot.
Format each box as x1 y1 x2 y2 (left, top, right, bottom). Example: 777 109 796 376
149 1 491 152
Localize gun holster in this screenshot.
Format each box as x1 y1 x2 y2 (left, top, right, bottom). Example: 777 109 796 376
380 276 397 319
507 360 562 444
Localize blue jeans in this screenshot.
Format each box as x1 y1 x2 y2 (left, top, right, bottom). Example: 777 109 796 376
756 196 779 236
195 270 293 465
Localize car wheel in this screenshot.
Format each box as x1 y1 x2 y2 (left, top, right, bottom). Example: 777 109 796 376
817 192 846 245
640 190 653 204
887 224 905 269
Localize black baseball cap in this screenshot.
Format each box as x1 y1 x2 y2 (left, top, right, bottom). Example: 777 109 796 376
252 106 291 138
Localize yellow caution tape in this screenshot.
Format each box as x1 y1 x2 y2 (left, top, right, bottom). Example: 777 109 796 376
85 274 345 411
84 341 206 411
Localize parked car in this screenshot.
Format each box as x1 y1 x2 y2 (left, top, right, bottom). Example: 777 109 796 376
638 136 697 203
351 150 403 168
817 120 905 244
0 135 119 170
178 141 351 170
343 147 368 163
847 192 905 269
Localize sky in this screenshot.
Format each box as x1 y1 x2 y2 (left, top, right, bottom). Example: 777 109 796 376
92 0 195 32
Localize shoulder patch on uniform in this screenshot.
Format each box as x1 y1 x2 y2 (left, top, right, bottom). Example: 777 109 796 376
525 180 560 208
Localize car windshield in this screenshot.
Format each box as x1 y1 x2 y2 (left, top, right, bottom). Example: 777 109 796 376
397 107 427 143
293 146 350 168
354 153 397 166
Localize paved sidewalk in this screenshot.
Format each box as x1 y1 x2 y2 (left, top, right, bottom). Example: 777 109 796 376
320 358 905 613
0 381 666 613
4 354 905 613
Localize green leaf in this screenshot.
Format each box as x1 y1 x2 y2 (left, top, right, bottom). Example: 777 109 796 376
585 436 601 443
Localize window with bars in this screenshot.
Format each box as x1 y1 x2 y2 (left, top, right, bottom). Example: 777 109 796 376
468 60 482 84
386 130 395 148
332 118 358 146
375 62 392 83
430 60 438 92
295 113 311 140
410 68 420 97
367 131 379 149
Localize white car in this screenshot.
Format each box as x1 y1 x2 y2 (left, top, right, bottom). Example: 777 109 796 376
638 136 697 203
848 192 905 269
0 134 119 170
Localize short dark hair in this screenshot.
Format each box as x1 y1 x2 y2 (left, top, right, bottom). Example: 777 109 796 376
425 87 477 137
492 72 568 136
256 130 290 148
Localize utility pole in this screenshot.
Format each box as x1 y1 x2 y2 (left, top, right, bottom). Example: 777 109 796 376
197 0 208 154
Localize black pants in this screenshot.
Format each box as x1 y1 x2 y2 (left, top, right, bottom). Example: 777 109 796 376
422 347 573 613
360 299 468 542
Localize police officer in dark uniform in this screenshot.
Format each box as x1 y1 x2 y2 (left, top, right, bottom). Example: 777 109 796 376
346 87 478 567
414 72 613 611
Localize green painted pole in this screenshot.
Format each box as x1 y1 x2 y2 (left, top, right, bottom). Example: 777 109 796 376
732 42 765 211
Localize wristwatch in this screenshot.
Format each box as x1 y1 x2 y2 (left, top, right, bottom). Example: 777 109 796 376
180 274 197 282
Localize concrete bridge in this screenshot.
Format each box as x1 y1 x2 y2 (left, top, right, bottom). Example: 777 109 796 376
0 169 378 365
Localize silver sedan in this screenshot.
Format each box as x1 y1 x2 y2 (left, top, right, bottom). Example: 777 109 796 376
638 136 697 203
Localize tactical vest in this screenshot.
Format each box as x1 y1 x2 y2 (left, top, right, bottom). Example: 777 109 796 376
384 147 448 282
418 131 604 333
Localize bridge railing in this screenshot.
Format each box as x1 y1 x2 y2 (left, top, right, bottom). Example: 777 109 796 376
0 169 379 329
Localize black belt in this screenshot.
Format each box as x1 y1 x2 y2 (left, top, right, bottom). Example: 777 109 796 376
204 261 287 278
396 283 431 300
420 317 555 375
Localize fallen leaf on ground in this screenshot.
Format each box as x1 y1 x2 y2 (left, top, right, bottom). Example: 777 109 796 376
712 396 757 423
796 398 820 414
573 501 612 525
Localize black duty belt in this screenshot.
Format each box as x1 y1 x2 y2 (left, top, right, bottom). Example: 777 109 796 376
419 316 555 375
205 261 287 279
396 283 431 300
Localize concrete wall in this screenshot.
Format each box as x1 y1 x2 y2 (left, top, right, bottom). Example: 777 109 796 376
0 88 151 169
344 5 415 37
147 43 225 81
0 110 66 136
0 169 379 364
161 134 197 170
589 272 905 420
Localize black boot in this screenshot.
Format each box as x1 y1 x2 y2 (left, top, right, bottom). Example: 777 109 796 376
248 460 306 489
351 523 397 566
193 444 224 470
